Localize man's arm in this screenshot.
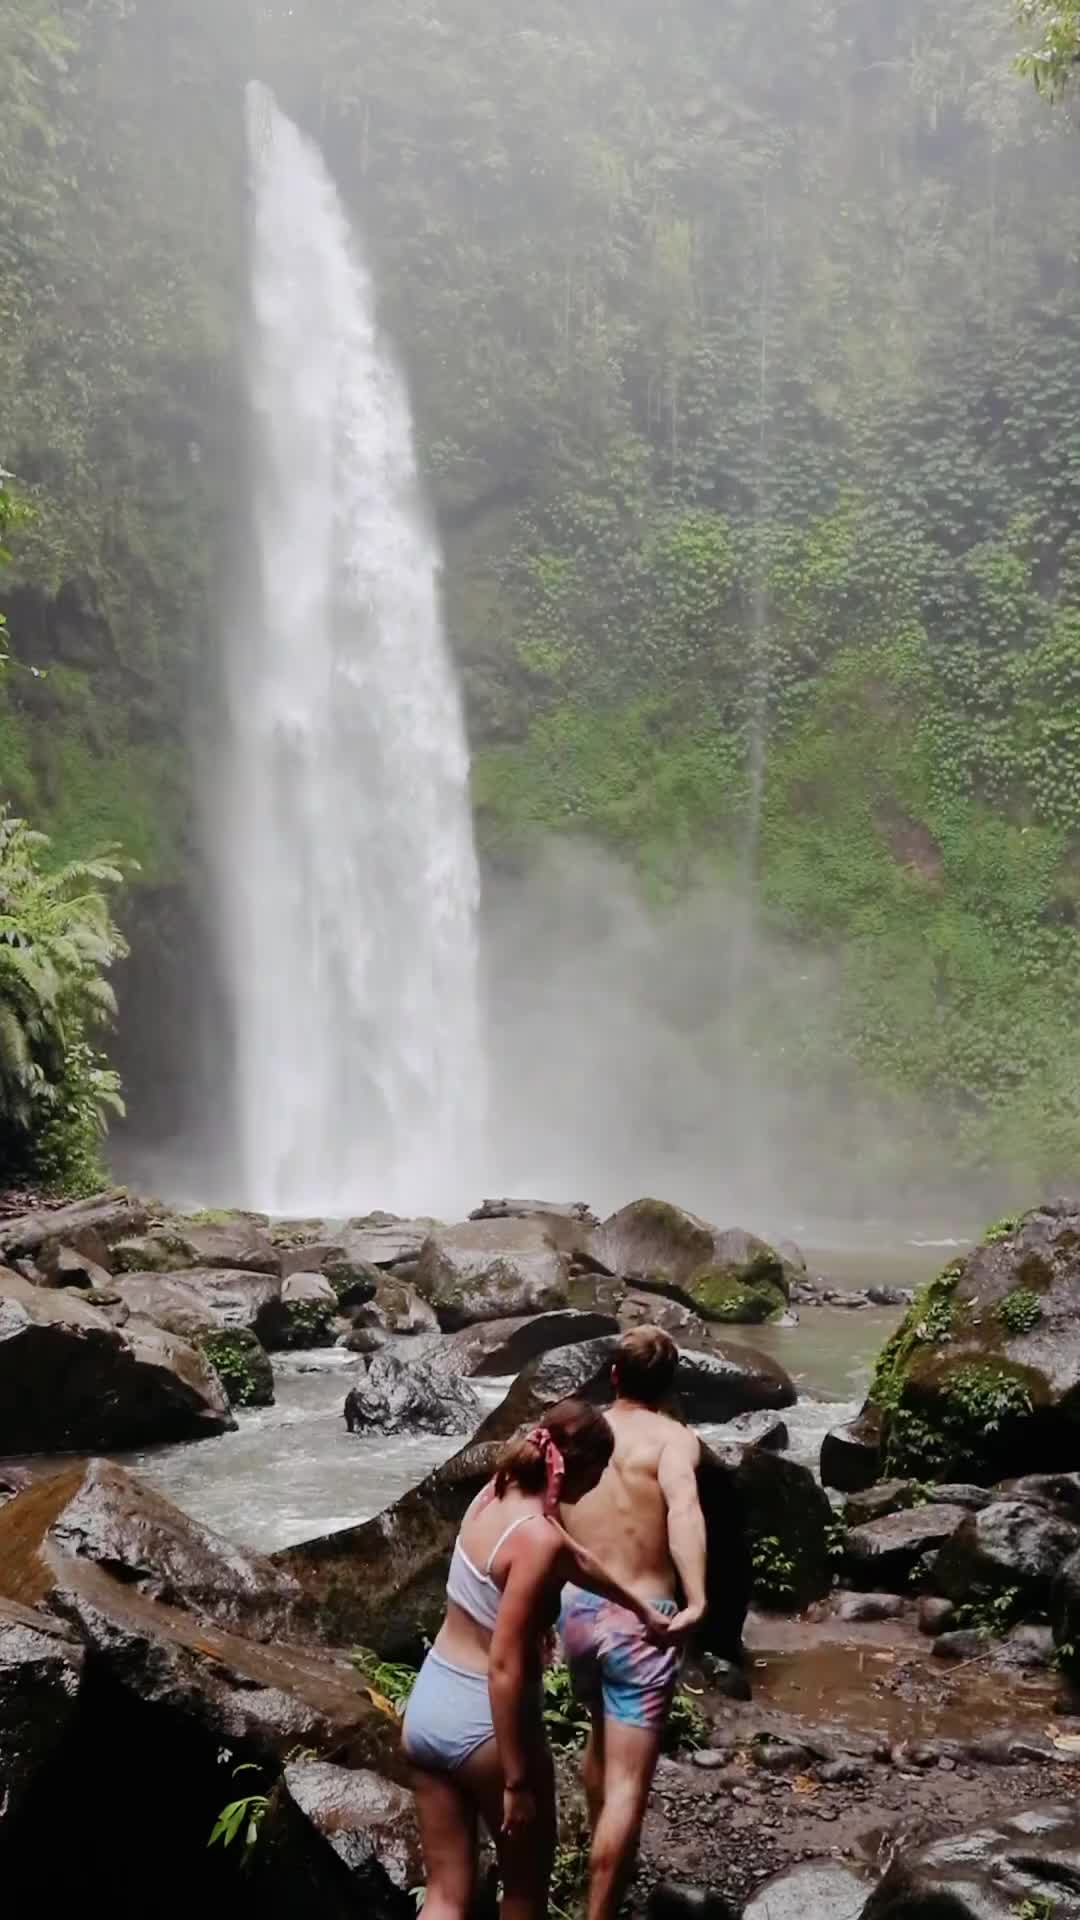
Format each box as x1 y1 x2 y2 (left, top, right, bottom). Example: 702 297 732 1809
657 1429 707 1639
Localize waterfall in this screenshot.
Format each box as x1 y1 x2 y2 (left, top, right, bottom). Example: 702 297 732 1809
216 83 483 1216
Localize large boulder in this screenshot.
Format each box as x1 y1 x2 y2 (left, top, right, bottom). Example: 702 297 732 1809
251 1761 420 1918
426 1308 620 1379
704 1443 832 1613
372 1277 440 1336
111 1267 282 1341
863 1202 1080 1485
742 1862 875 1920
820 1410 883 1493
0 1459 312 1642
863 1803 1080 1920
412 1217 571 1329
0 1598 83 1832
275 1440 500 1658
253 1764 418 1917
935 1498 1080 1605
0 1272 234 1451
0 1463 401 1780
0 1188 148 1268
592 1199 794 1323
340 1216 436 1269
344 1351 481 1436
474 1335 794 1444
266 1272 339 1349
112 1212 281 1277
844 1504 970 1591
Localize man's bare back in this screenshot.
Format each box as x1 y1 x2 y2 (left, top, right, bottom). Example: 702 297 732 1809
561 1401 702 1610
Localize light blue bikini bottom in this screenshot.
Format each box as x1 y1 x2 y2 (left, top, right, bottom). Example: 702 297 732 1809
401 1649 496 1773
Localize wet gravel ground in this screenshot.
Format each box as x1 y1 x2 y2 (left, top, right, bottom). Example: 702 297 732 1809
610 1606 1080 1914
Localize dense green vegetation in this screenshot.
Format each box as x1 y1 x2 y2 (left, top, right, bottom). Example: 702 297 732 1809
0 808 127 1192
2 0 1080 1193
1017 0 1080 93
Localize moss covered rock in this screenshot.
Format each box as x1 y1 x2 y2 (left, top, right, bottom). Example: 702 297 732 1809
198 1328 274 1408
412 1218 569 1330
593 1199 792 1324
864 1200 1080 1484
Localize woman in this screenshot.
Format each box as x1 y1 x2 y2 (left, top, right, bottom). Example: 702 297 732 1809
402 1398 673 1920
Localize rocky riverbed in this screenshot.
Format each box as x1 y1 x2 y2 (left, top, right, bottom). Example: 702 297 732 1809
6 1186 1080 1920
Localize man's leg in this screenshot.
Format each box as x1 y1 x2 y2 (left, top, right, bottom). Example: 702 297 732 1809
586 1717 664 1920
581 1701 606 1834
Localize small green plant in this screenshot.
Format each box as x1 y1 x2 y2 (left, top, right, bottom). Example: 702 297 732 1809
953 1584 1024 1639
984 1215 1021 1245
750 1533 797 1606
825 1518 848 1560
1012 1895 1055 1920
996 1288 1043 1335
542 1663 592 1751
208 1765 269 1863
351 1648 419 1717
664 1684 708 1753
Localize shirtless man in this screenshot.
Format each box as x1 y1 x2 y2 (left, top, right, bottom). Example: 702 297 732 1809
558 1327 706 1920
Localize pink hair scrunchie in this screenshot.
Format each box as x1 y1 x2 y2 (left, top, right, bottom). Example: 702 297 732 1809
527 1426 566 1513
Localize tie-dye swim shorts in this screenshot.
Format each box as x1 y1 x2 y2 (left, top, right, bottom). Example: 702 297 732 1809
559 1585 680 1730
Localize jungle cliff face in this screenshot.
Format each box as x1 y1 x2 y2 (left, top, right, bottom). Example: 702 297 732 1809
2 0 1079 1187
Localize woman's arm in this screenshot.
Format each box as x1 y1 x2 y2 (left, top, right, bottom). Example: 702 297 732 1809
488 1528 560 1834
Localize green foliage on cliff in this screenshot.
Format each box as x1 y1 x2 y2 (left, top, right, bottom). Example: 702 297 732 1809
0 810 128 1191
1017 0 1080 94
3 0 1080 1183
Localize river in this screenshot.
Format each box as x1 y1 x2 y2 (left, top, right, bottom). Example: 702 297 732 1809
110 1238 955 1555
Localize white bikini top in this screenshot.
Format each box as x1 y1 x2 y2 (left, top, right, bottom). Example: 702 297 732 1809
446 1506 537 1630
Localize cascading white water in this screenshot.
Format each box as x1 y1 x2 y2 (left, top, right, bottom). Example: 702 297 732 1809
217 83 483 1215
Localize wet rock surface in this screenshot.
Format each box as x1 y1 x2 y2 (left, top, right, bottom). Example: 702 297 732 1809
343 1349 481 1436
0 1458 313 1641
864 1802 1080 1920
936 1499 1080 1603
845 1505 969 1591
821 1414 883 1493
413 1216 571 1328
0 1270 235 1451
112 1267 282 1342
0 1597 83 1829
425 1307 620 1378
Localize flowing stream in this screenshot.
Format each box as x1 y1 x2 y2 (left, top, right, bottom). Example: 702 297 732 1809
215 83 483 1217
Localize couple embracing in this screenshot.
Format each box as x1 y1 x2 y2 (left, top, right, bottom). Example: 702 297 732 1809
402 1327 708 1920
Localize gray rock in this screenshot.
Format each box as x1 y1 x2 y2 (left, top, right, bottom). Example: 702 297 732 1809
821 1413 882 1493
344 1350 480 1437
719 1409 789 1452
917 1595 955 1636
0 1271 234 1451
845 1504 968 1591
113 1215 280 1276
742 1861 873 1920
863 1802 1080 1920
413 1217 571 1329
833 1591 908 1623
844 1480 916 1526
112 1268 282 1342
0 1456 311 1642
932 1630 985 1661
936 1500 1080 1603
0 1190 148 1266
0 1598 83 1831
266 1272 339 1349
753 1736 814 1771
373 1278 440 1336
992 1624 1056 1671
425 1308 619 1379
263 1757 421 1901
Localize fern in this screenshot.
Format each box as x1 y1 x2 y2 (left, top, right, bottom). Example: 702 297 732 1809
0 806 132 1192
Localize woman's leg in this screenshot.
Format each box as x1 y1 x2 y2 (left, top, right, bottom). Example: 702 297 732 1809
459 1738 556 1920
411 1763 478 1920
